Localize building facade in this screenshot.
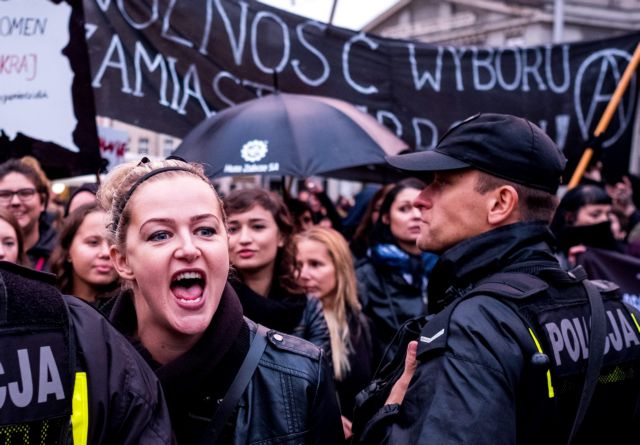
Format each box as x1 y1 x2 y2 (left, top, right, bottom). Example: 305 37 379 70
363 0 640 174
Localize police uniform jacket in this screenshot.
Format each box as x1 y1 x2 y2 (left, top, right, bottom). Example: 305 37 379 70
0 263 172 444
359 221 640 445
108 283 345 444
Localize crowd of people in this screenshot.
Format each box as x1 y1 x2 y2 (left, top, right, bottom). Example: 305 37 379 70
1 112 640 443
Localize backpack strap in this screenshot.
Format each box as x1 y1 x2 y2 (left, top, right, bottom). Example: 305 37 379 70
197 324 269 444
566 279 607 445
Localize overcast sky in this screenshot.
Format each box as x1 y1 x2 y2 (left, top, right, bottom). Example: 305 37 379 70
257 0 398 30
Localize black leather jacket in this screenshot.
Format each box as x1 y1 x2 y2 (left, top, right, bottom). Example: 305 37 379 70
231 279 332 357
291 296 332 354
231 318 344 444
108 284 344 444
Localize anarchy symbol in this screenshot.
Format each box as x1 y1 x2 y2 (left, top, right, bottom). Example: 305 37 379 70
574 48 637 148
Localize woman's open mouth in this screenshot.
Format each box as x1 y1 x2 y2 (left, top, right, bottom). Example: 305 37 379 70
170 270 206 308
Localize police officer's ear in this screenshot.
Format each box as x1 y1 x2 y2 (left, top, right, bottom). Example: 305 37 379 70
110 245 135 280
486 185 519 225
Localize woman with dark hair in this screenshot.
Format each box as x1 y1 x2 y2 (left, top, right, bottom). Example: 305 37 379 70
100 159 343 444
50 203 119 305
350 183 394 260
64 182 99 217
355 178 438 354
0 208 25 264
550 184 624 267
224 188 331 354
286 197 314 233
0 158 57 270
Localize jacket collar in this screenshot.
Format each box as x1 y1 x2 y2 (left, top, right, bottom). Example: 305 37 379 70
427 221 559 314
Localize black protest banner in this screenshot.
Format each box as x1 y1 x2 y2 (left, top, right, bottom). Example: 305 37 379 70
84 0 639 181
577 247 640 311
0 0 102 179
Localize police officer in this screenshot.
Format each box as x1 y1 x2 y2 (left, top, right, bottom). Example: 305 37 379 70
0 261 172 444
357 113 640 444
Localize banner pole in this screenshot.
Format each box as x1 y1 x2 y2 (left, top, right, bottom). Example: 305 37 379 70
328 0 338 26
567 41 640 189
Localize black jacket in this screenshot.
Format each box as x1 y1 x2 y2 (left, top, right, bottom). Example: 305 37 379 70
26 213 57 271
108 283 344 444
360 222 640 444
231 278 332 356
66 297 173 444
0 262 172 444
336 310 377 421
355 254 427 354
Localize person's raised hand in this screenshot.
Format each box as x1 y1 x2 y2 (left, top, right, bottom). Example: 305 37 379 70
341 415 353 440
606 176 636 217
385 340 418 406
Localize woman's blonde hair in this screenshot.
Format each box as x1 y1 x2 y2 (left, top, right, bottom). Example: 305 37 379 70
97 158 223 249
294 226 361 380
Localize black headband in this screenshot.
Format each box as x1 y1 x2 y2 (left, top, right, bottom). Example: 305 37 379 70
113 165 197 232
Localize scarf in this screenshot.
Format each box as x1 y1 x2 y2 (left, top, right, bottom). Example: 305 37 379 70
108 283 248 428
556 221 622 253
369 243 439 288
230 277 307 333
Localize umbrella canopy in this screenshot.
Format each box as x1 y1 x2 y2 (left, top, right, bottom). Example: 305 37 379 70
174 93 409 183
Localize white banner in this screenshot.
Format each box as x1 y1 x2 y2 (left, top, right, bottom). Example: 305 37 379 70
0 0 78 152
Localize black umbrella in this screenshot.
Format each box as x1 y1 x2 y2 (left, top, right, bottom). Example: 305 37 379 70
174 93 409 183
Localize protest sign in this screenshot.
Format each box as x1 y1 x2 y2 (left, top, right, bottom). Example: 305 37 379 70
577 247 640 311
84 1 639 180
0 0 102 178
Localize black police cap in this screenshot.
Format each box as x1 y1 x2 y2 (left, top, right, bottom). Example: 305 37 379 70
386 113 567 194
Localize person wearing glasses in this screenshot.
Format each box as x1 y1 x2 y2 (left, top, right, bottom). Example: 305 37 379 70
0 158 57 271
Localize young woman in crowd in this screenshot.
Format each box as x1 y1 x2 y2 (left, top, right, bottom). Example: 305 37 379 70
64 182 99 217
0 158 57 270
100 159 344 444
0 208 24 264
355 178 438 355
224 188 331 354
295 226 376 439
350 183 393 260
550 184 626 267
50 203 119 306
285 197 315 233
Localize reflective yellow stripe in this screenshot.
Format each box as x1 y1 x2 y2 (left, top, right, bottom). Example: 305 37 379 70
528 328 555 398
71 372 89 445
631 313 640 334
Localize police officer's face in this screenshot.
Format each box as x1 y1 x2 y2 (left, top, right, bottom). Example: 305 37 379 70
111 175 229 343
413 169 491 253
